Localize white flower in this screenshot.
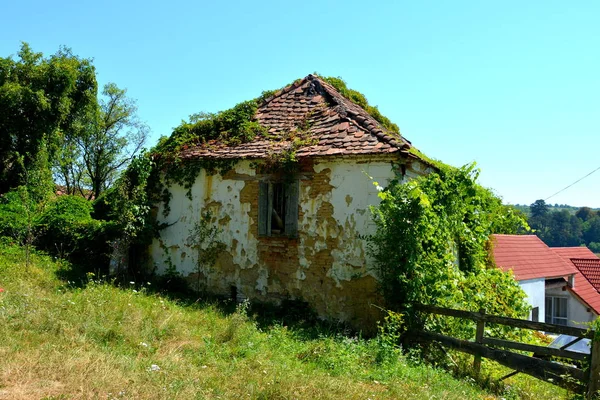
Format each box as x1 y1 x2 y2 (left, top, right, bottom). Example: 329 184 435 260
376 185 383 192
139 342 149 347
148 364 160 372
129 281 135 285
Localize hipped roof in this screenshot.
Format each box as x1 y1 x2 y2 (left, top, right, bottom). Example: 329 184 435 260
552 246 600 314
180 75 416 160
491 234 577 281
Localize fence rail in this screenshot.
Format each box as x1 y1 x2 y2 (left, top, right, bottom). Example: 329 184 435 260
408 304 599 398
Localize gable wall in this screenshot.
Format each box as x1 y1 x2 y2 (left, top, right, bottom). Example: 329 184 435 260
545 285 597 327
151 156 430 329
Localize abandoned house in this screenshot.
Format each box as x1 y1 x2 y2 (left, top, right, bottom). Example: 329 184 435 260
150 75 432 328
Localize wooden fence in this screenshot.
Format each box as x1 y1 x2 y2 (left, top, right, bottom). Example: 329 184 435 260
407 304 600 398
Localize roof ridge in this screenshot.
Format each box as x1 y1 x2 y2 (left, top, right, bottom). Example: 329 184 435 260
306 75 410 151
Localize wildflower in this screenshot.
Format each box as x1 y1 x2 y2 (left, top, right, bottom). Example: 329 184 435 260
139 342 149 347
0 288 4 293
148 364 160 372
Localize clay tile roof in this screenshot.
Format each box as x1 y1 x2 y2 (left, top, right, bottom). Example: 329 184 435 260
552 246 598 259
491 234 577 281
571 258 600 290
551 247 600 314
180 74 413 160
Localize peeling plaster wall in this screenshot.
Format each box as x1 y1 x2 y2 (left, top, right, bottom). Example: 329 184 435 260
151 156 429 330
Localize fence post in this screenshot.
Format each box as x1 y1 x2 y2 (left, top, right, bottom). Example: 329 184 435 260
473 308 485 377
588 335 600 399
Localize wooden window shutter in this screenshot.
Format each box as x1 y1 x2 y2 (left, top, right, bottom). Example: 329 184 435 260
284 180 299 237
258 181 269 236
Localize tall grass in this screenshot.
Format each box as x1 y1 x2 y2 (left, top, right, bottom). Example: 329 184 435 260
0 243 568 399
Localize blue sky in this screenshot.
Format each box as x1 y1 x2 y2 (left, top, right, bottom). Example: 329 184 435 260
2 1 599 207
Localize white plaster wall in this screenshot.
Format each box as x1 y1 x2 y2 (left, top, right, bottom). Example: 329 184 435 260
545 286 597 328
151 161 259 281
307 159 398 283
519 278 546 322
149 156 427 324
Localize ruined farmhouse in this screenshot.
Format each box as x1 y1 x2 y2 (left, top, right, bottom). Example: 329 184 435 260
151 75 432 327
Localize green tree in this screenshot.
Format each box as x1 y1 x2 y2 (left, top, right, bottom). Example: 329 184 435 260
0 43 97 194
542 210 583 247
530 199 549 218
583 216 600 246
55 83 148 198
576 206 596 222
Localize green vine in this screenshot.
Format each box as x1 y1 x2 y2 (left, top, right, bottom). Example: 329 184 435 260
321 76 401 136
255 113 318 181
187 211 226 292
368 163 532 340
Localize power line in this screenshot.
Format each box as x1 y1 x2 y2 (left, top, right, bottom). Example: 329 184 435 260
545 165 600 202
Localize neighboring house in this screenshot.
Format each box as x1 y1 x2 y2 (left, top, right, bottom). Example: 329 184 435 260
551 247 600 324
492 234 600 327
151 75 432 328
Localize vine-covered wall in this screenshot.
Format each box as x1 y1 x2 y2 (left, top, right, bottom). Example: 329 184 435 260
150 155 430 329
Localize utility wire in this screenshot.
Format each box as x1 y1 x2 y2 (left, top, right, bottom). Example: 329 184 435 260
544 165 600 201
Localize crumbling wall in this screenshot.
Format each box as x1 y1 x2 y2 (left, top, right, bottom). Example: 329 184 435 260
151 155 430 330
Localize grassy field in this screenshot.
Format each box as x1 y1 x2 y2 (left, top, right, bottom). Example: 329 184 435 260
0 244 570 399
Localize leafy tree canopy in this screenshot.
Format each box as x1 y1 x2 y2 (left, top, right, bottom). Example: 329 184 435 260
0 42 97 193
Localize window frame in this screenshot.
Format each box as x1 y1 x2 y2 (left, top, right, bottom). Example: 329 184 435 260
545 295 568 326
258 179 299 238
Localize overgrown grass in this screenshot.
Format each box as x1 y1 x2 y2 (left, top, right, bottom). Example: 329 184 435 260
0 244 571 399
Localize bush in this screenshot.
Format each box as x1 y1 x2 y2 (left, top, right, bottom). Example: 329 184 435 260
35 195 118 273
0 191 31 241
369 164 531 340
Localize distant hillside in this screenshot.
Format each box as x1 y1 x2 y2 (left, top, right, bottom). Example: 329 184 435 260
512 203 600 217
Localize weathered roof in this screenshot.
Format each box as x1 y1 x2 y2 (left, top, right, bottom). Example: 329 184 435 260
180 75 413 160
551 247 600 314
491 234 577 281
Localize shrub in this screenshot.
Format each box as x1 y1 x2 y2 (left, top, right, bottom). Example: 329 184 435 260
35 195 118 273
0 191 31 241
369 164 531 339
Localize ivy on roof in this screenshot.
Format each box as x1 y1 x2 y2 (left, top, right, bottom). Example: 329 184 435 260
152 75 406 159
321 76 401 135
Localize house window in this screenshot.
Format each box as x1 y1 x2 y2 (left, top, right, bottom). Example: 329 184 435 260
545 296 568 326
258 180 299 237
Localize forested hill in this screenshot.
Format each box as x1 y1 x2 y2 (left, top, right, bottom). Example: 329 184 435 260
513 203 600 217
516 200 600 252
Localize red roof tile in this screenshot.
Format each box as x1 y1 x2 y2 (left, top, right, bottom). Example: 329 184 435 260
552 246 598 259
180 75 415 160
491 234 577 281
551 247 600 314
571 258 600 291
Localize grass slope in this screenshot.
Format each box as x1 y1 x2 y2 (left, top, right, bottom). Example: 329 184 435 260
0 244 567 399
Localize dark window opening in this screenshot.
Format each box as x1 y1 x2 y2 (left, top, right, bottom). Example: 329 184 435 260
271 182 286 234
532 306 539 322
259 180 299 237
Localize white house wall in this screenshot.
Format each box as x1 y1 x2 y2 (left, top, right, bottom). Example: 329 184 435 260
518 278 546 322
151 156 428 328
546 286 597 328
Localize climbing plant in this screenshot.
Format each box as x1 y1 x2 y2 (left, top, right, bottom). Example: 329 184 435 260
322 76 400 135
368 163 531 339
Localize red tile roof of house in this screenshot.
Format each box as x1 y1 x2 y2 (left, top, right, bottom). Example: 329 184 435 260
551 247 600 314
180 75 418 160
553 246 598 259
491 234 577 281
